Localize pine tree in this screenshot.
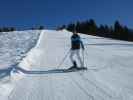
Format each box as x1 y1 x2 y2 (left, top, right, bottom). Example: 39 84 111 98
39 26 44 30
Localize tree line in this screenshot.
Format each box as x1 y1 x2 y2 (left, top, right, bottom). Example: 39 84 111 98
0 25 45 32
58 19 133 41
0 27 16 32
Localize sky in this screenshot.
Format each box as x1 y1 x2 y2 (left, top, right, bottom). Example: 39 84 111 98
0 0 132 29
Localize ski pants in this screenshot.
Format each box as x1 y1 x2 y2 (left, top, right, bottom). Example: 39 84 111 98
69 49 83 67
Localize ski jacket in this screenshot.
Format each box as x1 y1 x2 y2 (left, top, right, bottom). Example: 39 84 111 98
71 34 84 50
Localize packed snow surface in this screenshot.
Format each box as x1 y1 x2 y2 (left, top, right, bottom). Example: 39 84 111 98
1 30 133 100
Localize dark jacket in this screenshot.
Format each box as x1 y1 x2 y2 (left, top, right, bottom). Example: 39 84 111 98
71 34 84 50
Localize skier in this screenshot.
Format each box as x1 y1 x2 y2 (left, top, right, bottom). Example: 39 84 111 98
69 31 85 70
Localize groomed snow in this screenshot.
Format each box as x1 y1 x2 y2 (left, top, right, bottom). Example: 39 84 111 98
1 29 133 100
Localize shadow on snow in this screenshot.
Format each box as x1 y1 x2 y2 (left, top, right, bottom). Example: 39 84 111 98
0 67 13 79
15 67 77 75
0 63 83 79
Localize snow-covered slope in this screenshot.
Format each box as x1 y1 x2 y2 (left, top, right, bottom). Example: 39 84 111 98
0 30 40 69
1 29 133 100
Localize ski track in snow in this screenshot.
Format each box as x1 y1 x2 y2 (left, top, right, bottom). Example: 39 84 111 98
1 29 133 100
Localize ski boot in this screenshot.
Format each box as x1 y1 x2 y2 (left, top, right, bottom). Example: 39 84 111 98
68 61 78 70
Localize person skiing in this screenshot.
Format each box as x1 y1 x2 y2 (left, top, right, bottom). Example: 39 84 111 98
69 31 85 70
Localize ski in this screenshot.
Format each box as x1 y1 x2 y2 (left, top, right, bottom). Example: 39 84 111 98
63 67 87 72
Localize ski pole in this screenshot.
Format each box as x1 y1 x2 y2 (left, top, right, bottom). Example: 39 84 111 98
82 50 85 67
57 49 70 68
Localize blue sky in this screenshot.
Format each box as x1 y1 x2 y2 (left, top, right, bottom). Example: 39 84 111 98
0 0 132 29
